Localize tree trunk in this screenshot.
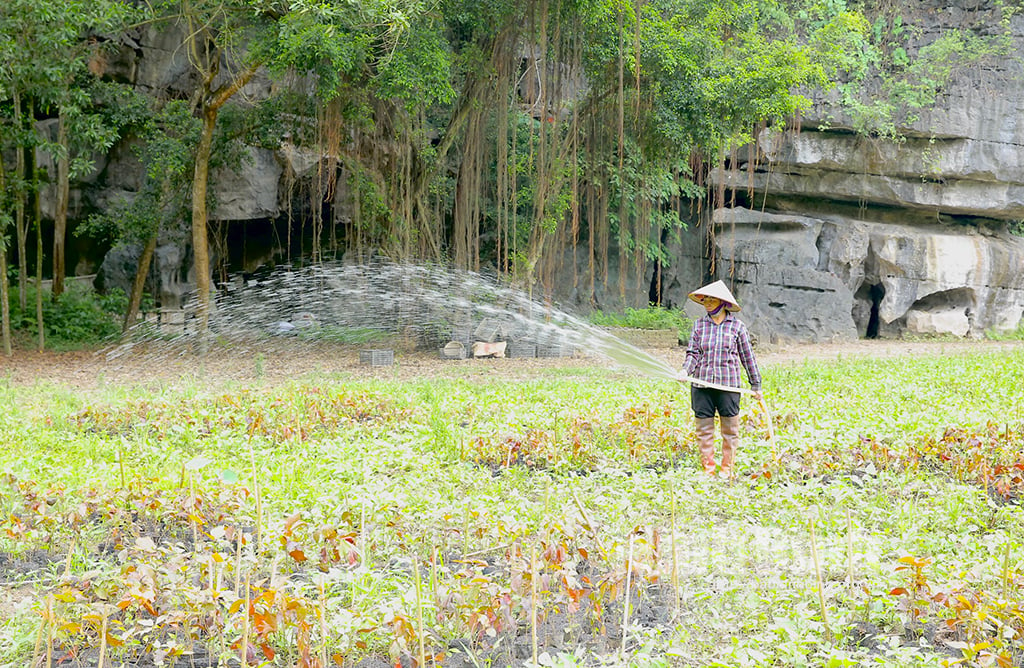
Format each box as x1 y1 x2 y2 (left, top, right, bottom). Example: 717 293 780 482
53 109 70 298
0 243 10 357
35 213 43 352
191 107 217 334
14 90 27 311
124 233 157 334
188 60 259 334
0 165 10 356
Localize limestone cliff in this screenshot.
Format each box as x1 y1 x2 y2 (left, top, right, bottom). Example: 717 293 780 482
659 0 1024 341
78 6 1024 340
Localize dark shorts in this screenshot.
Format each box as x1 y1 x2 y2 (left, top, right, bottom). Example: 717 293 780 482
691 386 741 418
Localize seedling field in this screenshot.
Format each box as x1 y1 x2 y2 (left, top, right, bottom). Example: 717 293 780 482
1 347 1023 667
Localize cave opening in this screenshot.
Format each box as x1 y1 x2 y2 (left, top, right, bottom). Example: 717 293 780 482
864 283 884 339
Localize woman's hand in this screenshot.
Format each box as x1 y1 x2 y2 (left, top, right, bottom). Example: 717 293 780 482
752 390 763 402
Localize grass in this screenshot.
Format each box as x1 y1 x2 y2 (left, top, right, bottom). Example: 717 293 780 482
0 347 1023 667
590 305 693 337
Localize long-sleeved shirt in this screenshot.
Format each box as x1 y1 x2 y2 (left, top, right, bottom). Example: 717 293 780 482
682 312 761 392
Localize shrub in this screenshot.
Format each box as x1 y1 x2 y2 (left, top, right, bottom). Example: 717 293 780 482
984 319 1024 341
590 304 693 337
6 283 125 348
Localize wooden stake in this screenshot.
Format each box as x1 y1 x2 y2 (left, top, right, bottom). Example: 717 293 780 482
189 472 198 549
320 574 329 668
241 573 251 668
620 535 635 660
248 445 262 551
571 489 608 561
63 538 74 579
45 595 53 668
1003 541 1012 601
430 546 439 607
670 491 680 618
97 607 108 668
846 509 854 594
530 544 539 667
118 442 126 491
360 498 369 569
413 553 427 668
234 528 243 597
31 597 46 667
809 519 833 644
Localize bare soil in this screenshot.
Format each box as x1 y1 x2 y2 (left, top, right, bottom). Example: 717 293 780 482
1 338 1020 392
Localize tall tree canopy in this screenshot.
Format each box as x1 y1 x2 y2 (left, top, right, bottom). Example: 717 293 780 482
15 0 1005 347
0 0 133 351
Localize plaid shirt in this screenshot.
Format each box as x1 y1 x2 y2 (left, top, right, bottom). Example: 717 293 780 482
683 313 762 392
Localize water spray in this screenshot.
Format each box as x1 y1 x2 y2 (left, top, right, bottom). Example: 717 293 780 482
107 260 684 381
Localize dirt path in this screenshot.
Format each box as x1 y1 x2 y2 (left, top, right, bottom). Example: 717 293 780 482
1 338 1020 392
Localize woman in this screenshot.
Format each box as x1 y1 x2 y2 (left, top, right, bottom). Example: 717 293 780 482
680 280 762 477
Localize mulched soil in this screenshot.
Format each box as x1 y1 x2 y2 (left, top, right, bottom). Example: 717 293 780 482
2 339 1019 392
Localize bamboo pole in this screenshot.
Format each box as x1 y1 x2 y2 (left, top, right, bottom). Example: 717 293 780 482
241 573 251 667
531 544 539 667
45 595 53 668
846 509 854 594
413 554 427 668
234 528 243 597
31 596 46 667
670 491 680 618
620 535 635 659
319 575 329 668
809 519 833 644
248 444 262 552
97 608 108 668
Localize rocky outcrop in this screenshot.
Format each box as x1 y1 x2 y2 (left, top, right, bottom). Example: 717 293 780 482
95 241 193 310
668 0 1024 341
700 207 1024 342
65 3 1024 342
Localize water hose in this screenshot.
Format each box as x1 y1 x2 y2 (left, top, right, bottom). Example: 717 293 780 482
676 373 752 394
678 373 778 456
758 396 779 459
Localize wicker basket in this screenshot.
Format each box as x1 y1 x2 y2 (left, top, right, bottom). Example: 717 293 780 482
359 349 394 366
507 342 537 358
440 341 467 359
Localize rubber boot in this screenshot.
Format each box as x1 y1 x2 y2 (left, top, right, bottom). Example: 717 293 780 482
720 415 741 478
696 417 717 474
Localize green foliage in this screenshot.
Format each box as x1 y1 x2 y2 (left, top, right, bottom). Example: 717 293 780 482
3 0 883 284
263 3 374 99
6 283 124 348
575 0 849 156
80 100 198 244
298 325 391 344
376 19 457 110
1 347 1023 665
826 2 1016 138
590 304 693 335
985 321 1024 341
0 0 136 179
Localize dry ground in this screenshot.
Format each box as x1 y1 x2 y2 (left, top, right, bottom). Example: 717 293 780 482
1 337 1020 392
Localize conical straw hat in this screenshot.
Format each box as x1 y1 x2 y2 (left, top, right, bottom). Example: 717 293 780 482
688 280 740 312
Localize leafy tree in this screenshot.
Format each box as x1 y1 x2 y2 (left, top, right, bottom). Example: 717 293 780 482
0 0 133 354
390 0 869 295
144 0 423 332
83 97 195 332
